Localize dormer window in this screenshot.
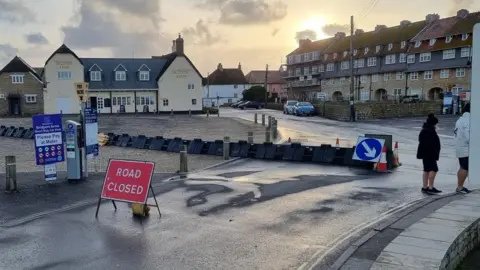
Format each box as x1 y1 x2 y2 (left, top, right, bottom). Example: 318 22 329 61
401 41 406 48
376 45 381 53
414 41 421 48
324 54 328 60
462 34 469 40
365 47 369 54
343 51 348 57
333 53 337 59
139 71 149 81
90 71 101 81
446 36 453 43
429 39 436 46
388 43 393 50
115 71 126 81
353 49 358 56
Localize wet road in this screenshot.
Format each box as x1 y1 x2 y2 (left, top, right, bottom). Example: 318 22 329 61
1 109 475 270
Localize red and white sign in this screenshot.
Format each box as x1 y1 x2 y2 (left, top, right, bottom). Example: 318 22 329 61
101 159 155 203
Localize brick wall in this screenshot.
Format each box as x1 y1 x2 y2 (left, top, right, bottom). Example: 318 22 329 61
0 72 44 116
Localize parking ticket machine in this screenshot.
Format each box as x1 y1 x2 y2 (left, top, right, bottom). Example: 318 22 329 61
65 120 83 181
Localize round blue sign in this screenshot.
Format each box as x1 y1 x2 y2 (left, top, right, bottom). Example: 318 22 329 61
355 138 382 161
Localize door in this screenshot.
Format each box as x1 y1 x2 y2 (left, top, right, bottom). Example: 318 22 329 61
8 97 21 115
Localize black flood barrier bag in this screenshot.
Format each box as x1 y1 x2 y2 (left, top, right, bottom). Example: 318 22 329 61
312 144 336 164
283 143 306 161
201 141 212 155
188 139 204 154
333 147 350 165
5 126 16 137
127 136 136 147
23 128 34 139
231 140 250 157
254 142 276 159
13 127 25 138
116 134 131 147
0 125 6 136
207 140 224 156
167 137 183 152
144 137 153 149
131 135 147 149
342 147 355 166
149 136 165 151
107 132 116 146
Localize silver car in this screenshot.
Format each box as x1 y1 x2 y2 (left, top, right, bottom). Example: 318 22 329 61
283 100 298 114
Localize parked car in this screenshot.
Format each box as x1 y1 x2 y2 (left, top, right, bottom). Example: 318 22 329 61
283 100 298 114
233 101 248 108
400 95 420 103
293 102 315 116
239 101 264 109
231 100 244 108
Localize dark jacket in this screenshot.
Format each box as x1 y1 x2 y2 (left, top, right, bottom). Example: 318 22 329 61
416 123 441 160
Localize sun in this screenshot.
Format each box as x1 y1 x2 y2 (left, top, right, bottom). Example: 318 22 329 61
298 17 328 40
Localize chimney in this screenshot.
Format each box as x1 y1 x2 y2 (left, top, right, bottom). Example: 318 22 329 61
400 20 411 26
175 33 184 55
298 38 312 48
172 40 176 53
374 25 387 32
425 14 440 23
238 62 242 70
334 32 346 39
355 29 364 35
457 9 469 19
217 63 223 71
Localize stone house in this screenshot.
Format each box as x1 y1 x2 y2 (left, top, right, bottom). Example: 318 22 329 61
0 56 44 116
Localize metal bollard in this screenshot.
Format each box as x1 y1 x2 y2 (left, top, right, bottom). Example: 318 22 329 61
179 145 188 176
207 109 210 117
223 136 230 160
261 114 265 126
265 127 271 143
170 109 174 117
189 109 192 117
268 116 272 128
254 113 258 124
217 108 220 117
272 119 278 140
5 155 17 192
247 131 254 144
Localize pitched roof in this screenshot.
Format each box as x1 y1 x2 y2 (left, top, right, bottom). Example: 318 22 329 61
447 12 480 35
408 35 472 53
412 17 461 41
287 38 335 56
207 67 248 85
45 44 82 66
245 70 285 84
0 56 42 81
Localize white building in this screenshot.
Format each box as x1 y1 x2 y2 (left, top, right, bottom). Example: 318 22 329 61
42 35 204 114
203 63 248 106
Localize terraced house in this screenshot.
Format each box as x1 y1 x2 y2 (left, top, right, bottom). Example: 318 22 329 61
284 9 479 102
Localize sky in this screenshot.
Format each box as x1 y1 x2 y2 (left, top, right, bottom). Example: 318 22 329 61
0 0 479 75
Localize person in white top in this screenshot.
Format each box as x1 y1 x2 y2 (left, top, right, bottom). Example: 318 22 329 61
454 102 471 194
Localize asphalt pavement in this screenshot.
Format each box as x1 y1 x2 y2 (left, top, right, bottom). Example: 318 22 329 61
0 109 475 270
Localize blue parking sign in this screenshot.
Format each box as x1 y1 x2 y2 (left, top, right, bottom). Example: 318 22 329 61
33 114 64 165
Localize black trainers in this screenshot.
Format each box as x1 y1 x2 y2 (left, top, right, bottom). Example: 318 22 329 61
421 188 429 194
430 187 442 194
422 188 435 195
456 187 471 194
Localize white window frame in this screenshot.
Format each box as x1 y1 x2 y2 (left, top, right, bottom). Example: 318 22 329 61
396 72 404 80
446 36 453 43
326 63 334 72
461 47 470 58
343 51 348 57
440 69 449 79
139 71 149 81
407 54 415 63
97 97 104 109
341 61 349 70
333 53 337 59
385 54 396 64
324 54 328 61
90 71 101 81
25 94 37 103
353 49 358 56
356 59 365 68
295 68 301 76
11 74 24 84
414 41 421 48
462 34 469 41
376 45 381 53
163 99 169 106
319 64 325 72
419 52 431 62
364 47 369 54
360 75 367 83
456 68 465 78
443 49 456 60
424 70 433 80
303 67 310 75
188 83 195 89
192 99 197 105
57 71 72 80
399 53 406 63
360 89 370 101
115 71 126 81
367 57 377 67
383 73 391 81
388 43 393 50
410 72 418 81
371 74 378 82
429 39 436 46
393 88 402 96
401 41 406 48
312 65 318 74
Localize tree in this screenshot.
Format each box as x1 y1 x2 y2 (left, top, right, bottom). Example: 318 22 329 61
242 85 267 101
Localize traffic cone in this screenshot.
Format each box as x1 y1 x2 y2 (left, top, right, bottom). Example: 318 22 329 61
288 137 291 143
393 141 402 167
375 145 388 173
335 138 340 148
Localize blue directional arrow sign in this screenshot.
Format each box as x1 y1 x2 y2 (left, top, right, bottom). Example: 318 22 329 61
352 136 385 163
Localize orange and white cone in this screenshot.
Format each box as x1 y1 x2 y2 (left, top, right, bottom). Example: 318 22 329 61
393 141 402 167
375 145 388 173
335 138 340 148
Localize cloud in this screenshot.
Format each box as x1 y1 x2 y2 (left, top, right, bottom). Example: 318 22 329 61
0 0 35 23
25 33 49 45
322 24 350 36
271 28 279 36
61 0 170 57
450 0 473 14
295 30 316 41
196 0 287 25
182 20 223 46
0 43 17 67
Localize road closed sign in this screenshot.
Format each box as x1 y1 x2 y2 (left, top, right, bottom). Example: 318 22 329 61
101 159 155 203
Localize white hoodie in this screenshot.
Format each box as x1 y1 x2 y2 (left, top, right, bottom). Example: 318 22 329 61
455 112 470 158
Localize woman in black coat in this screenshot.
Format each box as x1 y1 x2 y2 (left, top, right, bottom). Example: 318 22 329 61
416 113 442 194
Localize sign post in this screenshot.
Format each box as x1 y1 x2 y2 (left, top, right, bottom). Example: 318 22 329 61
469 23 480 181
75 82 90 179
95 159 160 218
33 114 65 182
352 136 385 163
84 107 99 159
